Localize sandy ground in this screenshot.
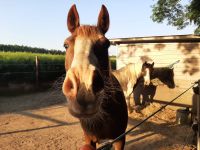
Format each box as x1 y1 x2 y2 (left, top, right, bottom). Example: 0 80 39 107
0 90 197 150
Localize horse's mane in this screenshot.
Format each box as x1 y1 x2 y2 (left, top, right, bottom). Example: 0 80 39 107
114 63 142 72
113 63 143 77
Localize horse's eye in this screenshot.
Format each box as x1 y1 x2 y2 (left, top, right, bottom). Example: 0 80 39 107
98 38 110 49
105 39 110 48
64 43 69 49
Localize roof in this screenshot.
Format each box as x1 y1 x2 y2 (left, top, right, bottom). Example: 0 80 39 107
109 34 200 45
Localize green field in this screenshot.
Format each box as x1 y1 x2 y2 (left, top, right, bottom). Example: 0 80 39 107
0 51 65 64
0 52 65 84
0 51 116 84
109 55 116 70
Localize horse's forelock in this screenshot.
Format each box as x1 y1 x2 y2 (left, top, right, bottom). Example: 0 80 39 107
76 25 101 39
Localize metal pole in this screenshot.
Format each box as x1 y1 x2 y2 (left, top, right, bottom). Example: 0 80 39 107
198 80 200 150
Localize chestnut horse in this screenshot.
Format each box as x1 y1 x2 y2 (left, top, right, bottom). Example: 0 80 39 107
62 5 128 150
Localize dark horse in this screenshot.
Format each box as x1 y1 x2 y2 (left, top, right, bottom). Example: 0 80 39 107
140 66 176 104
62 5 128 149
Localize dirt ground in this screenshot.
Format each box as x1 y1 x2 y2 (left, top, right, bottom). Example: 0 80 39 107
0 90 197 150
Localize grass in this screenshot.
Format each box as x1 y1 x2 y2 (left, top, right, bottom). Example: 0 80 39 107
109 55 116 70
0 51 116 84
0 52 65 84
0 51 65 64
0 51 116 71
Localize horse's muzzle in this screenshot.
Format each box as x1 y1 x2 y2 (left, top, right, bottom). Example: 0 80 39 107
62 67 104 100
67 83 100 118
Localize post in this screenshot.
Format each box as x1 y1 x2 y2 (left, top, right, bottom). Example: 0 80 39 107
35 56 39 87
198 80 200 150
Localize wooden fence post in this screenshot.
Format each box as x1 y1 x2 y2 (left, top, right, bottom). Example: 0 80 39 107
35 56 39 86
198 80 200 150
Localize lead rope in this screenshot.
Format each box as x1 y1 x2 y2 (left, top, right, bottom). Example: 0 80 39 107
97 81 199 150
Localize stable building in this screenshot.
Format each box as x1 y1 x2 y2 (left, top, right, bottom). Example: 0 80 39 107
110 34 200 107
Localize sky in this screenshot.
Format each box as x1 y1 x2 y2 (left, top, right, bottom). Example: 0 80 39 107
0 0 196 55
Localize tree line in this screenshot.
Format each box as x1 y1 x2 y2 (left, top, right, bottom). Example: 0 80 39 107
0 44 65 55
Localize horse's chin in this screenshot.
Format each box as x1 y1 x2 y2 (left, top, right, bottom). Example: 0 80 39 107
68 99 99 119
69 107 98 119
67 90 104 119
167 84 175 89
168 85 175 89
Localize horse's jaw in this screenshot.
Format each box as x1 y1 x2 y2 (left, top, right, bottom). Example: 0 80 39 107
67 88 104 119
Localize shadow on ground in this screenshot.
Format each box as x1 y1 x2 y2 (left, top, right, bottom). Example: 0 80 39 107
0 89 66 114
125 113 194 150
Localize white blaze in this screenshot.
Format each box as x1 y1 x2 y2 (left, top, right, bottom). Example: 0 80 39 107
70 37 98 89
144 68 150 85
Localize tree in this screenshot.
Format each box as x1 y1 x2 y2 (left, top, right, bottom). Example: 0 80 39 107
151 0 200 35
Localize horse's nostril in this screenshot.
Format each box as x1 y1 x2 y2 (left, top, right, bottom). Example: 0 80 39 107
62 69 78 99
92 70 104 93
66 77 74 90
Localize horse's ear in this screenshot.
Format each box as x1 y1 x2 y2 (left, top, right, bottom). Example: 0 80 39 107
67 4 80 33
152 62 154 67
144 61 148 65
97 5 110 34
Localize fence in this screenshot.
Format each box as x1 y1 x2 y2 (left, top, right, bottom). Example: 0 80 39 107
0 56 65 85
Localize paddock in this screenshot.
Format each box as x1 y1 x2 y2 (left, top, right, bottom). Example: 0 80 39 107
0 90 196 150
0 34 199 149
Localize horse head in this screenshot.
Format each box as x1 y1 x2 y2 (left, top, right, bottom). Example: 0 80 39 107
142 61 154 85
62 5 110 118
151 67 175 89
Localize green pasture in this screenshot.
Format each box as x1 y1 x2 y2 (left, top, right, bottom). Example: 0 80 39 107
0 52 65 84
109 55 116 70
0 51 64 64
0 51 116 84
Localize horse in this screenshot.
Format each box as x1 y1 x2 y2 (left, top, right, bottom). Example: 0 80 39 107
151 66 175 88
62 5 128 150
112 62 154 112
136 65 176 106
149 60 179 90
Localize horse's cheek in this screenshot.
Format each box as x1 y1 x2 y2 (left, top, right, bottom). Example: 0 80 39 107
65 51 74 70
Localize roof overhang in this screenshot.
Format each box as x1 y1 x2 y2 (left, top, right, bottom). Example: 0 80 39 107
109 34 200 45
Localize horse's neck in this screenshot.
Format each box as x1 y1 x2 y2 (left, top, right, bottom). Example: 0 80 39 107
112 63 142 85
130 63 143 79
151 68 163 79
112 66 128 80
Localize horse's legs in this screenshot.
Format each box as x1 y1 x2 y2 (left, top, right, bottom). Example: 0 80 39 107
133 85 141 106
126 82 133 113
125 93 132 113
113 136 126 150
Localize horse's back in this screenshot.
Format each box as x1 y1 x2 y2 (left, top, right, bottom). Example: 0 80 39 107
112 64 134 88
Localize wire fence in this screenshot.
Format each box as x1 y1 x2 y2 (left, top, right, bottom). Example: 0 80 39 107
0 60 65 84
